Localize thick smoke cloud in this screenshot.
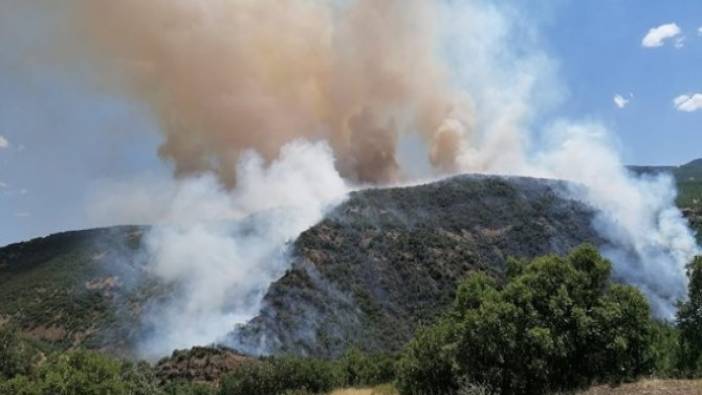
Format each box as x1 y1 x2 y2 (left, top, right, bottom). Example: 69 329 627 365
15 0 699 355
70 0 460 186
129 141 347 358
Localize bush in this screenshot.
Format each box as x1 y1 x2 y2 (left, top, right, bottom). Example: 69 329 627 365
396 245 655 395
676 256 702 375
220 356 338 395
0 324 37 380
0 348 173 395
337 348 396 387
162 380 215 395
395 320 458 395
647 321 680 378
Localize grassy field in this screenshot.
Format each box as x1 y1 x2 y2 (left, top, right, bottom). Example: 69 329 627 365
578 379 702 395
329 380 702 395
329 386 397 395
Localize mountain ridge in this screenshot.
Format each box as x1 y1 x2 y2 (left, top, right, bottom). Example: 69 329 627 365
0 166 700 359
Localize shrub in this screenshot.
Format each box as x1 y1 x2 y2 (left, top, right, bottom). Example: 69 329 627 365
0 348 173 395
647 321 680 378
676 256 702 375
395 319 458 395
0 324 37 380
162 380 215 395
337 348 396 387
220 356 338 395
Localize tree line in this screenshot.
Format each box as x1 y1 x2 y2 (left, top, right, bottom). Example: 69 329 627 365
2 245 702 395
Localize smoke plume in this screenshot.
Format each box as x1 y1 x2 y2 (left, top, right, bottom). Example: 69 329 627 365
128 141 347 358
68 0 461 186
15 0 699 355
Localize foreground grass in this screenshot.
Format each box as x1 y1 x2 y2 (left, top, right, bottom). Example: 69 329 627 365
577 379 702 395
330 385 398 395
329 380 702 395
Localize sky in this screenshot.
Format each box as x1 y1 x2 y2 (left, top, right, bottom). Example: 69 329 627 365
0 0 700 246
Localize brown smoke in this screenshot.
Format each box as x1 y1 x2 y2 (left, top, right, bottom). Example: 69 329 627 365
70 0 466 185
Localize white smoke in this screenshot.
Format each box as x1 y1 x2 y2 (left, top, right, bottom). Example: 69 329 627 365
122 141 348 359
532 121 698 316
435 1 699 317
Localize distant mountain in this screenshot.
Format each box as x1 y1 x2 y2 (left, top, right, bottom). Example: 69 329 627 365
628 158 702 180
0 226 157 357
629 158 701 238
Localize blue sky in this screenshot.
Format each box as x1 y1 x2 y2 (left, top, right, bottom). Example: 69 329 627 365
541 0 701 164
0 1 700 246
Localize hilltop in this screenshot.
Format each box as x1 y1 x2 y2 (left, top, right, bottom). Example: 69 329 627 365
0 163 699 359
233 175 601 357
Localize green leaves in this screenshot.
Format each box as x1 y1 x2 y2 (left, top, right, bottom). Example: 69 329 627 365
676 256 702 375
396 245 655 395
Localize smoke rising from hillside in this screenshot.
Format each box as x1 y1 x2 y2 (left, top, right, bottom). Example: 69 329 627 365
132 141 347 358
18 0 699 355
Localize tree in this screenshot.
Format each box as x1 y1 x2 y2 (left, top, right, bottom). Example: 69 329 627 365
396 245 655 395
676 256 702 375
395 320 458 395
0 324 36 380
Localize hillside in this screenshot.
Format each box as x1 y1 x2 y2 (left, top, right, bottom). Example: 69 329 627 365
232 175 601 357
0 226 159 356
0 165 700 359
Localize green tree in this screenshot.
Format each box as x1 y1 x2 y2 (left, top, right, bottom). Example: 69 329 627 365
0 349 170 395
395 319 458 395
396 245 655 395
337 348 395 387
220 356 338 395
0 324 36 380
676 256 702 375
647 321 680 378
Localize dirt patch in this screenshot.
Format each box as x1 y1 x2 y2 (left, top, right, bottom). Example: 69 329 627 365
579 379 702 395
330 387 396 395
156 346 255 384
85 276 120 291
27 325 67 342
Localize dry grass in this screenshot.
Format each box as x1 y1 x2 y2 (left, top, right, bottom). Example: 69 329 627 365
330 384 397 395
576 379 702 395
329 380 702 395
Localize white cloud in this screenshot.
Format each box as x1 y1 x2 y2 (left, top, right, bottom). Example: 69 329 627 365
0 182 7 188
642 23 682 47
613 94 630 109
674 36 686 49
674 93 702 112
0 135 8 149
698 26 702 36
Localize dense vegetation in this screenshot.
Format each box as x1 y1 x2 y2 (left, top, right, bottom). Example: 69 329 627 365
0 331 394 395
0 226 168 356
0 160 699 394
676 256 702 375
395 245 656 395
237 176 601 357
4 246 702 395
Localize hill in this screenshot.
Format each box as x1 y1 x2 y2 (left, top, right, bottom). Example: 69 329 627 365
0 226 160 356
231 175 601 357
0 175 602 358
0 164 700 359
